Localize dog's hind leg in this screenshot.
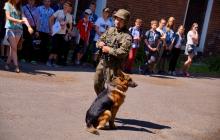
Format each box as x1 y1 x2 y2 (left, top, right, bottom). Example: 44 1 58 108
97 110 111 129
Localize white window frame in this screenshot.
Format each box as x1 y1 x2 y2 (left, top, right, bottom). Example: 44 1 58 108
95 0 107 17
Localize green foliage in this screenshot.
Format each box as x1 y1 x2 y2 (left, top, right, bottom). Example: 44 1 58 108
204 56 220 72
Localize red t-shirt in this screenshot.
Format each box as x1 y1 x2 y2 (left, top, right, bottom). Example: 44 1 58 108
77 19 93 42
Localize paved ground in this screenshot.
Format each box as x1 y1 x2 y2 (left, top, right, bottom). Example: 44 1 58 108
0 62 220 140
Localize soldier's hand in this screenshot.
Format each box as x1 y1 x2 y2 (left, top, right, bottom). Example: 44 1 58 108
102 46 111 53
98 41 105 48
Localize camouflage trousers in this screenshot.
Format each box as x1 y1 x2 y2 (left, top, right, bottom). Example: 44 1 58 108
94 59 121 95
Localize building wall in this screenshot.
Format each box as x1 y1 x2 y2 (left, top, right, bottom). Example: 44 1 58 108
205 0 220 55
106 0 188 30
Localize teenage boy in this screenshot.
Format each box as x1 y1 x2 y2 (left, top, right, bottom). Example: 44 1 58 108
143 20 161 74
75 9 93 65
92 8 112 66
124 18 143 73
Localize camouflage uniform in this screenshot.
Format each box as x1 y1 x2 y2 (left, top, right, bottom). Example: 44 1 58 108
94 26 132 95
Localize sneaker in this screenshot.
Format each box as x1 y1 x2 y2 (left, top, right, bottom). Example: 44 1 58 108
158 70 166 75
52 63 60 68
168 71 172 75
4 64 10 70
75 60 80 65
20 59 26 63
172 71 177 76
185 72 190 77
138 66 143 74
15 66 20 73
146 70 153 76
184 72 190 77
30 60 37 65
46 61 52 67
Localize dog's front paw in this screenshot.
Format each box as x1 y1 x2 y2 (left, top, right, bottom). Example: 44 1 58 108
96 125 105 130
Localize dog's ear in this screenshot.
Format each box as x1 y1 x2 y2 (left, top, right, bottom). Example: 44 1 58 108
110 76 121 86
116 69 125 78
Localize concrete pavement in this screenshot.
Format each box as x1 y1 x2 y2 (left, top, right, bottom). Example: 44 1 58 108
0 63 220 140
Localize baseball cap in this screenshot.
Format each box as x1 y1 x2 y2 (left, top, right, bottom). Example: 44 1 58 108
103 8 110 13
84 9 92 15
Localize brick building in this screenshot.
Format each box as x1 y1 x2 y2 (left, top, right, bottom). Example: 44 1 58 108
0 0 219 55
73 0 220 55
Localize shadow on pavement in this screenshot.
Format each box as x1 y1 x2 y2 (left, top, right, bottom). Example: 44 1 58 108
1 60 219 79
149 75 176 79
114 118 171 133
116 125 155 133
0 60 95 76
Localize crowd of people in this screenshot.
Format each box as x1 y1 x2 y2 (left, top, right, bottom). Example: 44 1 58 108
0 0 199 77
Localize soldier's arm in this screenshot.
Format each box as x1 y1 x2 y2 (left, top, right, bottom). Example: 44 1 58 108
96 30 108 48
108 34 132 59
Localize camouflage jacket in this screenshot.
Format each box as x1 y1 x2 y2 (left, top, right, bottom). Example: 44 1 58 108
96 27 132 67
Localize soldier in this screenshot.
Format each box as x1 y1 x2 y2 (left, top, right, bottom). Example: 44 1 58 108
94 9 132 95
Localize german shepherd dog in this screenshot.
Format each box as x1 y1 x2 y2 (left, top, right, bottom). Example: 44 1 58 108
85 71 137 135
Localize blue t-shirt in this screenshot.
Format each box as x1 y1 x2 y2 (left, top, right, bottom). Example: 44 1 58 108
165 29 175 46
89 13 98 40
4 2 23 30
129 26 142 48
36 6 54 33
145 30 161 48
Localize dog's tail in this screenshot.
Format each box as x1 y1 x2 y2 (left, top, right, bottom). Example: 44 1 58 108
86 126 99 135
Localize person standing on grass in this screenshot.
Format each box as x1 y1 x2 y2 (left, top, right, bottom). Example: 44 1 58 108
182 23 199 77
158 17 175 74
35 0 54 63
92 8 112 67
74 9 93 65
4 0 33 73
143 20 161 74
168 25 185 76
88 1 98 43
46 1 73 67
20 0 37 64
156 18 166 72
124 18 143 73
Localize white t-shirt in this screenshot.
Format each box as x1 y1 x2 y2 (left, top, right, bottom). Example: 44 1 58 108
187 30 198 45
94 17 112 41
53 10 72 34
156 27 166 36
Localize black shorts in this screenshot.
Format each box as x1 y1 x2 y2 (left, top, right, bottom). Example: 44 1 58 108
75 39 88 54
147 51 158 62
161 50 171 58
51 34 65 54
